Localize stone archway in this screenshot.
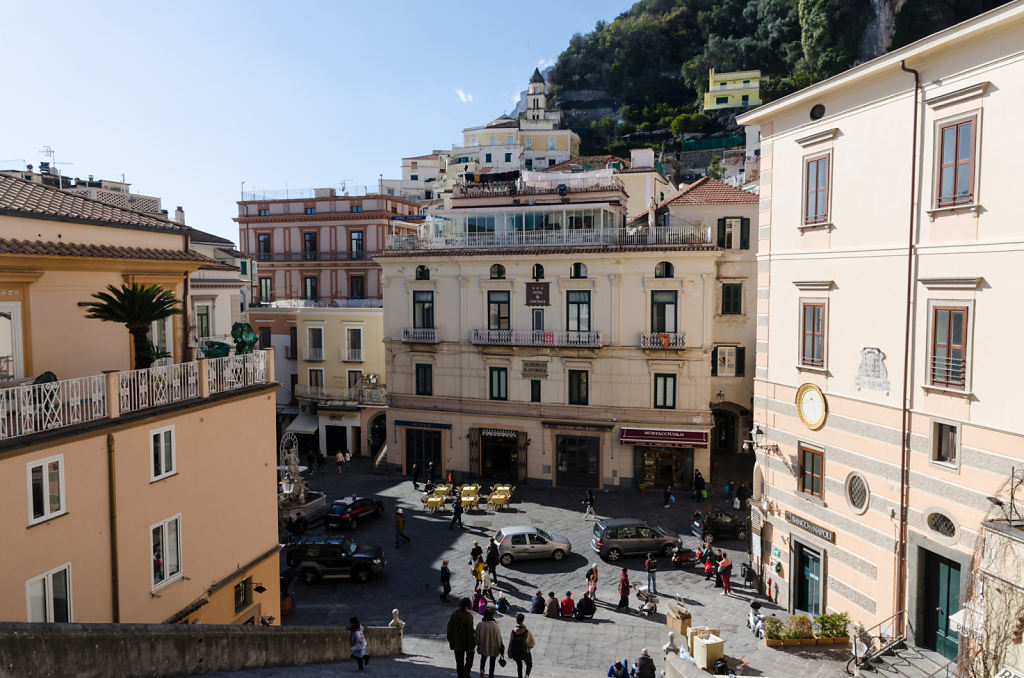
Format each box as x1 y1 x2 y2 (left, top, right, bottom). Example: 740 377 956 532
367 413 387 458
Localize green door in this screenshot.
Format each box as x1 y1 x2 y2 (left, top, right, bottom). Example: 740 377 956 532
922 551 960 660
795 544 821 615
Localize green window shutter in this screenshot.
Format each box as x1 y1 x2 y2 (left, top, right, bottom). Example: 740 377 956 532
717 218 726 248
240 261 247 275
736 346 746 376
711 347 718 376
740 218 750 250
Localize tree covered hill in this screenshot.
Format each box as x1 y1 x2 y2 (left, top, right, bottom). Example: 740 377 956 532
549 0 1003 155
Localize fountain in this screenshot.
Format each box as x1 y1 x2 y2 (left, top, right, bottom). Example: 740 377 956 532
277 431 327 521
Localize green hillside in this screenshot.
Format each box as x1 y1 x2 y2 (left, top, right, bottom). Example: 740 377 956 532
549 0 1004 155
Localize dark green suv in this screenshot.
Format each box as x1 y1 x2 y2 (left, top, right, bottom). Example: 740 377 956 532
286 537 385 584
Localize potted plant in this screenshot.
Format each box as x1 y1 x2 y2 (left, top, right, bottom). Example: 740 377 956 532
815 612 851 644
783 615 815 645
764 616 784 647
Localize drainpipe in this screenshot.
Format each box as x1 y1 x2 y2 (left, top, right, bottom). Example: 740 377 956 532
107 433 120 622
896 59 920 638
183 231 192 361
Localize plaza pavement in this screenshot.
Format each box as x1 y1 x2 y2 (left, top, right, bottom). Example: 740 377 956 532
205 460 850 676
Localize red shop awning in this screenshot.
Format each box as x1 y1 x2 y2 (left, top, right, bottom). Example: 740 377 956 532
620 427 709 449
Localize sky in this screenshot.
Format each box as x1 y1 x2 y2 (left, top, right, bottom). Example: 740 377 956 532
0 0 632 243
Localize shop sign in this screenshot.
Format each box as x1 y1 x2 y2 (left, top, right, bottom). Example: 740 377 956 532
996 668 1024 678
785 511 835 543
772 546 781 559
522 361 548 379
525 282 549 306
619 427 708 449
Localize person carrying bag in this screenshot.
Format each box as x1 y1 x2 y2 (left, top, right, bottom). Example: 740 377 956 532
508 613 536 678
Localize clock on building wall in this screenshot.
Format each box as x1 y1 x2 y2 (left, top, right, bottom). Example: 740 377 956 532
795 383 827 430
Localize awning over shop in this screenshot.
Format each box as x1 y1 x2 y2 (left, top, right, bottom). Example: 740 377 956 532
620 427 709 449
286 413 319 435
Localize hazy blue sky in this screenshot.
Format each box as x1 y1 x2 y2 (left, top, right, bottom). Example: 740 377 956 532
1 0 632 242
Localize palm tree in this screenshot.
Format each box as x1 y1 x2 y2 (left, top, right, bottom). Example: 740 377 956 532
83 283 182 369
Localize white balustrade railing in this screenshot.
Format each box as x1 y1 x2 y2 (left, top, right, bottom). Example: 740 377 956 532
344 348 364 362
401 328 440 343
0 375 107 441
294 384 386 404
387 225 713 251
207 352 268 394
470 329 603 348
119 361 200 414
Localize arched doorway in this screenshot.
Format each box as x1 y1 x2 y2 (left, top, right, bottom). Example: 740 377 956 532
368 413 387 458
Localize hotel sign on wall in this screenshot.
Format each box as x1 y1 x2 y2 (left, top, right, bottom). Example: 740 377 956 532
525 283 549 306
785 510 835 543
522 361 548 379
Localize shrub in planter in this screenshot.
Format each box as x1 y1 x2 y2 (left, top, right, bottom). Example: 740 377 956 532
764 616 784 646
785 615 815 644
814 612 851 640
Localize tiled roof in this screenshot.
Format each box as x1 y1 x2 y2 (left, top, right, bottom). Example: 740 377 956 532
188 227 235 245
542 156 629 172
0 237 214 263
630 177 757 222
0 174 189 232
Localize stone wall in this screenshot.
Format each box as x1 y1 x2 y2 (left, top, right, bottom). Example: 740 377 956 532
0 622 402 678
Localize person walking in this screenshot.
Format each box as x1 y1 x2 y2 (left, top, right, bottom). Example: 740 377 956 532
348 617 369 670
472 556 485 592
441 560 452 603
586 564 599 601
508 613 535 678
544 591 559 618
428 460 436 484
663 483 674 509
393 508 410 548
634 648 656 678
292 512 306 541
582 489 596 520
485 538 501 585
718 550 733 595
702 548 716 581
644 553 658 595
411 463 420 490
447 597 476 678
335 450 345 474
482 565 496 603
692 470 706 500
616 568 631 612
560 591 575 618
530 591 545 614
344 450 353 472
475 606 504 678
470 540 483 565
713 549 724 588
450 496 465 530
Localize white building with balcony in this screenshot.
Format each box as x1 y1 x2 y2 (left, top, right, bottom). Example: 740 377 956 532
376 172 757 489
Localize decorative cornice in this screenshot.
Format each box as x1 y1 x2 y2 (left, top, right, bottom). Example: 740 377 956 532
793 280 835 290
795 128 839 147
924 82 990 109
918 276 984 290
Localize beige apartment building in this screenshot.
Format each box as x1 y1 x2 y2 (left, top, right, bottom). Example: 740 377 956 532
737 1 1024 664
377 173 756 490
0 175 280 625
545 148 677 221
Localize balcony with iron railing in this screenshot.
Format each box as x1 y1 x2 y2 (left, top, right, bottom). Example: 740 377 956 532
0 352 271 443
387 224 713 251
251 295 383 309
247 249 380 263
401 328 440 343
294 384 386 405
639 332 686 350
470 329 603 348
930 355 966 389
304 347 325 362
343 348 364 363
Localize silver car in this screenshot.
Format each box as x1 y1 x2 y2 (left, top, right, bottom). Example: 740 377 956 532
495 525 572 565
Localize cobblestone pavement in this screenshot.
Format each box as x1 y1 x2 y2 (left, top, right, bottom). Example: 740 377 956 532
208 460 850 677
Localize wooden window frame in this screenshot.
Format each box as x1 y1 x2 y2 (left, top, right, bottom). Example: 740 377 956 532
935 115 977 207
721 283 742 315
487 291 510 331
803 153 830 225
489 367 508 401
302 232 318 261
930 305 968 389
651 290 677 333
413 291 434 329
415 363 433 396
799 444 823 498
800 301 826 368
568 369 589 406
653 373 676 409
932 419 960 467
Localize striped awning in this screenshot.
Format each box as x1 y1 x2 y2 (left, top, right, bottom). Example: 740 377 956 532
620 427 708 449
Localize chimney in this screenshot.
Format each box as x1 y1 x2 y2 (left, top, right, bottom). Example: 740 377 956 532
174 206 185 224
630 148 655 169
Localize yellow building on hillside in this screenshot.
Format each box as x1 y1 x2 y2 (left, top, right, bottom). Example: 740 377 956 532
703 69 764 110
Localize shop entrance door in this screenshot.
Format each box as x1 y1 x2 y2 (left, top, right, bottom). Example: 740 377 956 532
794 543 822 616
405 428 442 474
922 550 960 660
555 435 600 487
481 433 518 480
634 448 693 489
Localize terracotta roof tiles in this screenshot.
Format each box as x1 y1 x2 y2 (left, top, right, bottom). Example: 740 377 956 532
630 177 757 222
0 237 214 263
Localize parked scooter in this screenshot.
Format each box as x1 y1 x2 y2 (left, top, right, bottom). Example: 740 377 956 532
672 546 697 569
746 600 772 638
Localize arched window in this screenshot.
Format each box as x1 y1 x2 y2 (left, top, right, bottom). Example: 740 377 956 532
570 262 587 279
532 263 544 280
490 264 506 280
655 261 674 278
415 265 430 281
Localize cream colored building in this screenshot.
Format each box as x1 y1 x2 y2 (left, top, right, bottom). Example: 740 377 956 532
187 224 255 354
287 306 387 459
0 175 280 626
737 1 1024 664
545 148 676 221
377 172 756 490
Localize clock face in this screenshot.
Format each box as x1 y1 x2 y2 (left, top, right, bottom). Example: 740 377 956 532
796 384 827 430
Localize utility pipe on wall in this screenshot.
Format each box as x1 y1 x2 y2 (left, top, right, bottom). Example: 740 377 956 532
896 59 921 636
107 433 120 622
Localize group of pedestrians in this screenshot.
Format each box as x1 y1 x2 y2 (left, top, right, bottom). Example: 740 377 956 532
411 460 436 490
699 547 734 595
448 599 536 678
334 450 352 474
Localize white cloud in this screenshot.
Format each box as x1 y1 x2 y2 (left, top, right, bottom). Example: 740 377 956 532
536 58 553 69
456 88 473 104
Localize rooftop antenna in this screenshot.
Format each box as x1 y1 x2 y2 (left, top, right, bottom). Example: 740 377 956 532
39 146 73 187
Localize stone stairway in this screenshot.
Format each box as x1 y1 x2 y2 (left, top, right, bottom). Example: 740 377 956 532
867 643 955 678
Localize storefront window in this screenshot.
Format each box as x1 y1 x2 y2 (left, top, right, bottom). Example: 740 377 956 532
555 435 599 487
633 447 694 489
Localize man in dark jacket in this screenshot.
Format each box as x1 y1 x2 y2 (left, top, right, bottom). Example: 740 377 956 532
574 591 596 620
530 590 545 614
634 648 656 678
447 598 476 678
485 537 501 584
440 560 452 602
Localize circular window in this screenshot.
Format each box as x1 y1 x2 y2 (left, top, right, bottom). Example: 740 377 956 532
845 473 869 514
810 104 826 120
927 512 957 538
